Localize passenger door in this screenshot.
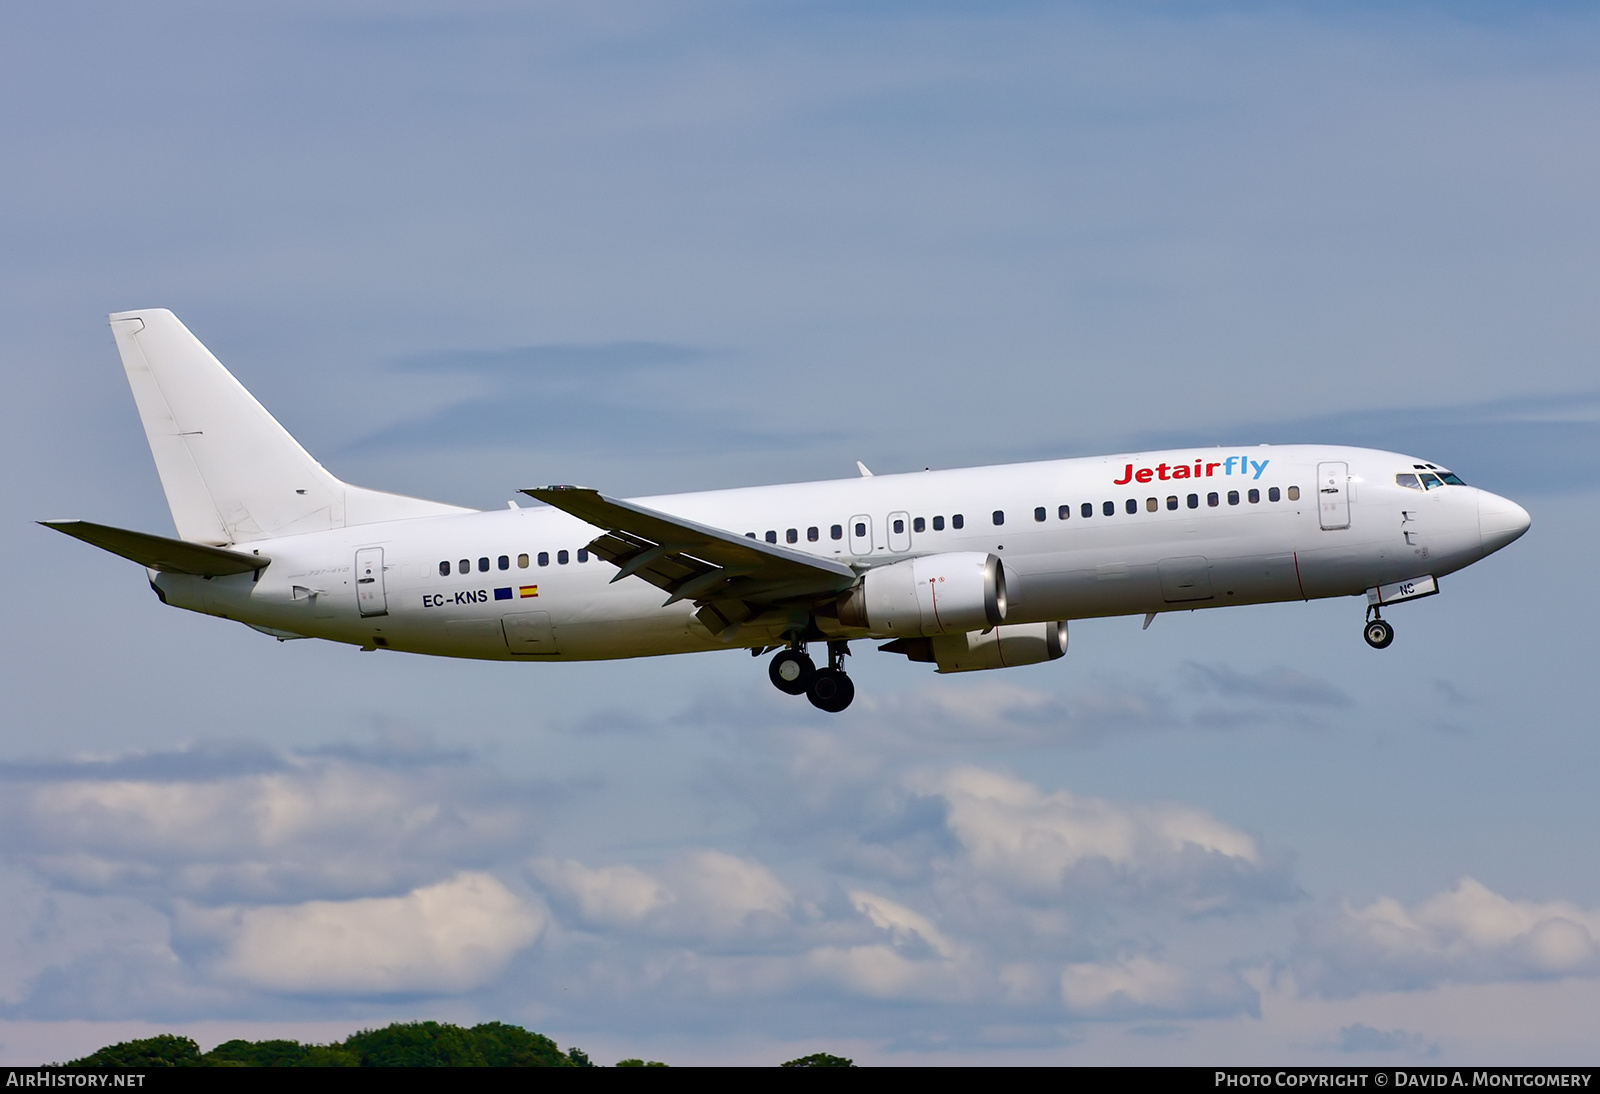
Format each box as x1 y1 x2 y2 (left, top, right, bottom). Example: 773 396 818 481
355 547 387 616
1317 462 1350 530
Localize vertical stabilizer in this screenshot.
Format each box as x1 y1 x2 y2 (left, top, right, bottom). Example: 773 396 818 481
109 309 471 545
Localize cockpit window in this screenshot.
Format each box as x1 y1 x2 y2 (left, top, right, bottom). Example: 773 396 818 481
1401 469 1466 488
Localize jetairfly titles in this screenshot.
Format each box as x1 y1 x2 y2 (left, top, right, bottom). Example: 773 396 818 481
1114 456 1272 483
42 310 1531 713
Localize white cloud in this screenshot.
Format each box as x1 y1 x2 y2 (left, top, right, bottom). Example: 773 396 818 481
804 944 966 1003
0 751 535 904
190 872 544 996
1297 878 1600 996
1060 956 1256 1019
533 849 795 941
913 767 1284 912
850 890 957 960
533 861 670 927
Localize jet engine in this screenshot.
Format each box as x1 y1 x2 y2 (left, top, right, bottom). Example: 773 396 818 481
880 620 1068 673
836 552 1005 637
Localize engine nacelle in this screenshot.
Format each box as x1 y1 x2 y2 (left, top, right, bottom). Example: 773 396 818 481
836 552 1005 637
880 620 1068 673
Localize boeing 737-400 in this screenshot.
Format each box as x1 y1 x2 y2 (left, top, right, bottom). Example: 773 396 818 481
43 310 1532 712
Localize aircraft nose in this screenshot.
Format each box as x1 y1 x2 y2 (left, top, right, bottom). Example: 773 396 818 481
1478 490 1531 556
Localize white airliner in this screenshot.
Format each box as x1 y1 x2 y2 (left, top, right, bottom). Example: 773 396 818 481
45 310 1531 712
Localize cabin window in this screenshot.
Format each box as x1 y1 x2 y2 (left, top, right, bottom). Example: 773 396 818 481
1081 502 1092 518
932 516 945 531
893 519 905 534
992 510 1005 526
538 551 549 566
766 530 777 543
577 549 589 562
498 555 509 570
1167 496 1178 510
1208 492 1219 507
952 514 964 529
786 528 798 544
1248 489 1260 503
1125 498 1137 514
831 524 843 540
478 557 489 572
1146 497 1158 512
1228 490 1240 505
438 561 450 576
1287 486 1301 501
458 559 470 575
1034 507 1046 522
517 553 529 568
557 550 569 565
1269 487 1281 502
913 517 925 533
1103 500 1115 516
746 532 756 539
808 526 819 541
1058 505 1070 520
854 522 866 538
1187 494 1198 509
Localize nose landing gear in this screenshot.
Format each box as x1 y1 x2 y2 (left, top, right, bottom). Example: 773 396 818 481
1363 606 1395 649
767 640 855 712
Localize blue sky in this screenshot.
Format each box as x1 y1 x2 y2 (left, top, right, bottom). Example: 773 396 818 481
2 1 1598 1065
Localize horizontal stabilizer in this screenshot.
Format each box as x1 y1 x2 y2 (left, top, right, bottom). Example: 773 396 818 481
40 519 270 576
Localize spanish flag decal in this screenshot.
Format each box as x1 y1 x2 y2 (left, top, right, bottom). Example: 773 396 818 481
519 585 538 598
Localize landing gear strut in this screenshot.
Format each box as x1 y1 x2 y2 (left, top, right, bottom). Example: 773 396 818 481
767 640 854 712
806 641 855 713
1363 605 1395 650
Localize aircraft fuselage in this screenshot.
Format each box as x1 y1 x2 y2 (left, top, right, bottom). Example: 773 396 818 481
151 444 1523 662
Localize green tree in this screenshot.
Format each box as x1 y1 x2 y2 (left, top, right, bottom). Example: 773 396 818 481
67 1035 205 1068
781 1052 855 1067
468 1021 570 1067
343 1021 488 1067
206 1038 308 1067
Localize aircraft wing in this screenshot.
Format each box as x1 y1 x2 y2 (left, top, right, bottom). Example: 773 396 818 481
522 486 859 637
40 519 270 576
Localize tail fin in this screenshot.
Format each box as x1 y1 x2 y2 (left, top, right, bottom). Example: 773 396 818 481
110 309 472 545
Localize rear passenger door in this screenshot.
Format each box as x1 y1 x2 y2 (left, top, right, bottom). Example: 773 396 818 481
356 547 387 616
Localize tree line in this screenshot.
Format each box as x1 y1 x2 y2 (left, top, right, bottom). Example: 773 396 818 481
60 1020 854 1067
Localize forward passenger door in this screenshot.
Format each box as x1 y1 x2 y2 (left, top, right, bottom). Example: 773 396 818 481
1317 462 1350 530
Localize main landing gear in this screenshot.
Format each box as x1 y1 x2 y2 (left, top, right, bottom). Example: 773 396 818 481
1363 605 1395 650
766 640 855 712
